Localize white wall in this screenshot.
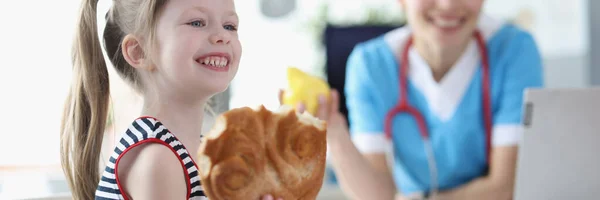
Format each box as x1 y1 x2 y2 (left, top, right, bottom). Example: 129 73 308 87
483 0 590 88
0 1 80 166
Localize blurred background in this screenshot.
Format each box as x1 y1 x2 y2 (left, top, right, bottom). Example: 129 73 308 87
0 0 596 199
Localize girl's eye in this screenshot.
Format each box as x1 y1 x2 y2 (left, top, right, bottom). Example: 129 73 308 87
188 20 206 27
224 24 238 31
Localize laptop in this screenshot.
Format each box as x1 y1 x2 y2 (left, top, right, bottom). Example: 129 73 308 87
514 87 600 200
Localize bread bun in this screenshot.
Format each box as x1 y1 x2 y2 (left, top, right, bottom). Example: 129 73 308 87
197 105 327 200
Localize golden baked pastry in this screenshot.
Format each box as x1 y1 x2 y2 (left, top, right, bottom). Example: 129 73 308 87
197 105 327 200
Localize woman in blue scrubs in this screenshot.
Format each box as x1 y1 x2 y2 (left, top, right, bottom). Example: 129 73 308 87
287 0 544 199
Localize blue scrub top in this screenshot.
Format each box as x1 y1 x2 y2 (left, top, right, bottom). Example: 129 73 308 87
345 15 544 195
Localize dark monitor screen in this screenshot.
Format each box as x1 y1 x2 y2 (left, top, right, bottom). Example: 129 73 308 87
323 24 403 126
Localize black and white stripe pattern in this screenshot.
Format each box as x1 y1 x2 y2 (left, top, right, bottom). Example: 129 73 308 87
95 117 207 200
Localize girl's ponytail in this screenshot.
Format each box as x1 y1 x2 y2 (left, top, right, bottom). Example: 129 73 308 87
60 0 111 199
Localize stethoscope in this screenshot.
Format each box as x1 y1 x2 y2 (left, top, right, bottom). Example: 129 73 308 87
384 31 493 198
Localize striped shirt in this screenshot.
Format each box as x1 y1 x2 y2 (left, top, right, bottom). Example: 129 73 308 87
95 116 207 200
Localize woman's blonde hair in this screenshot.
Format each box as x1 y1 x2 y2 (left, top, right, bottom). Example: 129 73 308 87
60 0 166 199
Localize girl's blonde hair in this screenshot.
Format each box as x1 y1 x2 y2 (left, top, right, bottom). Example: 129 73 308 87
60 0 166 199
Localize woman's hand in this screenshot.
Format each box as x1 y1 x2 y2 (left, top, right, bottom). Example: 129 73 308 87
261 194 283 200
278 89 349 141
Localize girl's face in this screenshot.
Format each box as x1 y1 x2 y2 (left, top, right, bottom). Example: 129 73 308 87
152 0 241 99
401 0 483 48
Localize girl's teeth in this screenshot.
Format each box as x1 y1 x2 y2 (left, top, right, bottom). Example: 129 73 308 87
200 56 229 67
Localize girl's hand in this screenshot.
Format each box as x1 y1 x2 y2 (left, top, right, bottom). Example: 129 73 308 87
261 194 283 200
278 89 350 141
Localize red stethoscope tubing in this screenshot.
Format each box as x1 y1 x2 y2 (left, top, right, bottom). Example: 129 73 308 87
384 31 493 165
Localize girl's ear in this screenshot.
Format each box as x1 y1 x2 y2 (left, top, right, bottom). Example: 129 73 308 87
121 34 154 71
